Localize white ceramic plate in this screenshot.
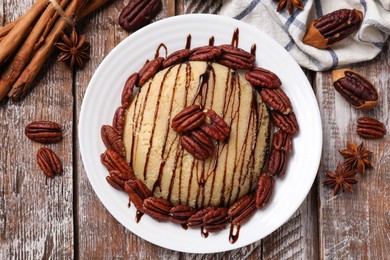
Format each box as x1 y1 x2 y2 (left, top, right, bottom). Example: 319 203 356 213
79 14 322 254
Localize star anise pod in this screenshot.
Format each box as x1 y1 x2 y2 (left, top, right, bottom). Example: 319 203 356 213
275 0 304 15
55 28 90 68
339 141 372 174
323 163 358 196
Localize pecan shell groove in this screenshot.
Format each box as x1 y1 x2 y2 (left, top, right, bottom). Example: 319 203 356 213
180 129 214 160
200 109 230 140
245 68 281 89
261 88 292 115
101 125 126 157
255 174 274 208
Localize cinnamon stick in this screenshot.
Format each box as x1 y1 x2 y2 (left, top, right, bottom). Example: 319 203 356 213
0 0 48 65
0 0 70 100
8 0 89 100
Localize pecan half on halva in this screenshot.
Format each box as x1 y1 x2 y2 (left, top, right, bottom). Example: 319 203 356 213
303 9 363 49
356 117 386 139
180 129 214 160
25 121 62 143
171 105 205 132
245 67 281 89
101 125 126 157
332 69 378 109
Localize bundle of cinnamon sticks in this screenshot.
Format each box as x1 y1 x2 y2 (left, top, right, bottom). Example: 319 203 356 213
0 0 112 102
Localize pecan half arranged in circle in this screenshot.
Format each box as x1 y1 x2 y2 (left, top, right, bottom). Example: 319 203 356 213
255 174 274 208
162 49 192 68
303 9 363 49
180 129 214 160
203 207 229 233
106 170 128 191
121 73 139 109
169 205 196 224
200 109 230 140
217 44 255 70
100 149 135 180
101 125 126 157
356 117 386 139
332 69 378 109
245 67 282 89
36 147 62 178
118 0 162 32
138 57 164 86
272 129 293 153
142 197 173 221
187 207 214 227
112 106 126 136
171 105 205 132
268 149 287 177
272 111 299 134
228 193 257 226
260 88 292 115
25 121 62 143
188 46 222 61
124 179 152 211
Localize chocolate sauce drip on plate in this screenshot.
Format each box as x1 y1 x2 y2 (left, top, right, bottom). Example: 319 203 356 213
231 28 239 48
201 226 209 238
251 44 256 57
185 34 192 49
136 210 144 223
155 43 168 59
209 36 215 46
229 224 241 244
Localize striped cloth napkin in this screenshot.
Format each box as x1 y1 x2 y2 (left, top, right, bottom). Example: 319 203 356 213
218 0 390 71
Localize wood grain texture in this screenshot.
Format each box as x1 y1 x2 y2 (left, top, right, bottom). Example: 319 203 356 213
316 41 390 259
0 1 74 259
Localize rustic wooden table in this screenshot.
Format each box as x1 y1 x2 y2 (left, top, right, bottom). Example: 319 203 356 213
1 0 389 259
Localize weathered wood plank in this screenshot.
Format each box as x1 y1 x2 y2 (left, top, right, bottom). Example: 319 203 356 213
316 41 390 259
0 1 74 259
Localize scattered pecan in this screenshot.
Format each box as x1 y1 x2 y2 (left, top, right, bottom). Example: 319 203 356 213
272 111 299 134
100 149 135 180
138 57 164 86
356 117 386 139
169 205 196 224
101 125 126 157
245 68 282 89
180 129 214 160
25 121 62 143
171 105 205 132
303 9 363 49
143 197 172 221
188 46 222 61
261 88 292 115
112 106 126 136
118 0 162 32
121 73 139 109
203 208 229 233
228 193 257 226
200 109 230 140
217 44 255 70
36 147 62 178
332 69 378 109
255 174 274 208
268 149 287 177
272 129 293 153
124 179 152 210
162 49 192 68
188 207 214 227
